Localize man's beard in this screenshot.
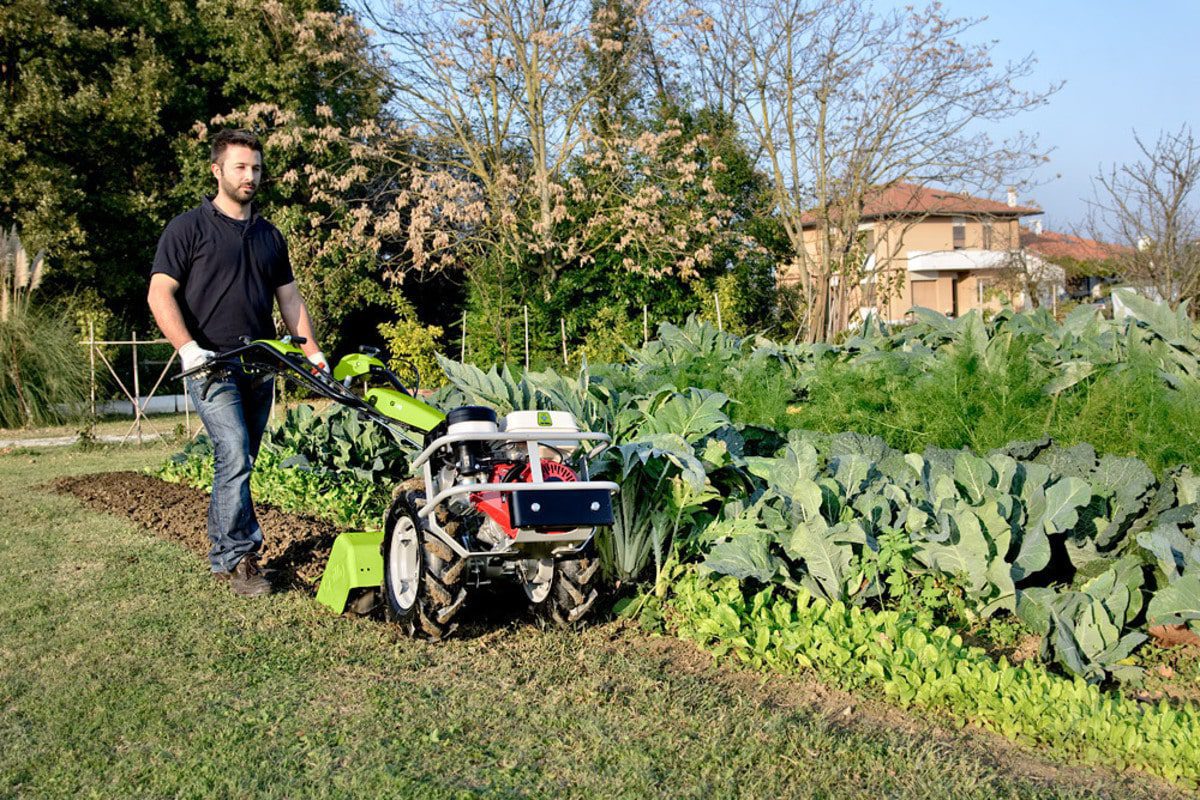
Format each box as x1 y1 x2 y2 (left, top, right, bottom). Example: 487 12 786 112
219 174 256 204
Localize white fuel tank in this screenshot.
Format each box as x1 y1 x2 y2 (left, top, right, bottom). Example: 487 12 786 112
502 410 581 452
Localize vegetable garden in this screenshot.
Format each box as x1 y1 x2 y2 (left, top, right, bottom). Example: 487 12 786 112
146 289 1200 788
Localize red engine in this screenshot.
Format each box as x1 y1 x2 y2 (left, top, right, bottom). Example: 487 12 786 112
471 460 577 538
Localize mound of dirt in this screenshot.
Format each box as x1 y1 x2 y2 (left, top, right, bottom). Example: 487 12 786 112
52 472 339 589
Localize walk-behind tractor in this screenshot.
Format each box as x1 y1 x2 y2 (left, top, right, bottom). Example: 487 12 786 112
180 336 617 638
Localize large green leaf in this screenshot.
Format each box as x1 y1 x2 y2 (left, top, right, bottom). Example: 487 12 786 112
974 501 1012 558
909 306 955 336
914 511 990 595
953 452 995 504
987 453 1019 495
1034 443 1097 480
1015 586 1057 635
525 365 618 432
1033 477 1092 536
702 532 781 584
436 354 532 413
1086 455 1156 550
1043 361 1095 395
1176 467 1200 506
615 433 708 492
1147 574 1200 630
637 388 731 443
748 441 821 497
829 431 896 463
831 454 873 499
930 472 960 513
1012 477 1090 580
981 556 1017 616
784 519 858 602
1036 563 1147 683
1114 287 1195 343
1137 524 1199 583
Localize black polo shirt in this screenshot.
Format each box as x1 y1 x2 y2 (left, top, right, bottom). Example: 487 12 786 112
151 196 295 352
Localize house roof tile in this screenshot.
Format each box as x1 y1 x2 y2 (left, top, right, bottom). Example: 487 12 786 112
1020 228 1129 263
801 182 1041 226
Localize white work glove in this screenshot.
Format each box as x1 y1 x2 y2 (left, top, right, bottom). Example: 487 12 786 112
307 350 330 374
179 340 216 373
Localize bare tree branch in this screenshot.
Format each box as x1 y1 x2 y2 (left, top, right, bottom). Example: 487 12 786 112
1086 125 1200 312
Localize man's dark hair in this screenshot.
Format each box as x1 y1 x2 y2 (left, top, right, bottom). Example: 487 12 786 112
210 129 263 165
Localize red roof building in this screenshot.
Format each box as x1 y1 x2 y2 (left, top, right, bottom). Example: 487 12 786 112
800 182 1041 227
787 182 1052 322
1019 228 1128 264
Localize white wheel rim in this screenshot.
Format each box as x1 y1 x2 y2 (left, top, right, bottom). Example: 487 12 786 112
387 515 420 610
519 557 555 603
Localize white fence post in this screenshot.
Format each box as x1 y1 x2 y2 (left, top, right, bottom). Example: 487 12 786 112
131 330 141 444
88 319 96 419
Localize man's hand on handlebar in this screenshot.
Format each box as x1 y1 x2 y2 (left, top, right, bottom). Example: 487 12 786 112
179 340 216 374
307 350 330 375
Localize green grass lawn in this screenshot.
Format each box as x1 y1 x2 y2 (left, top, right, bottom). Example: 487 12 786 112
0 444 1183 799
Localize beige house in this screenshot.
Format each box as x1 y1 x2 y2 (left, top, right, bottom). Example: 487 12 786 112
793 183 1046 323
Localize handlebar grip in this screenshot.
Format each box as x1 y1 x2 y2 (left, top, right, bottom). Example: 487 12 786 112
177 362 209 379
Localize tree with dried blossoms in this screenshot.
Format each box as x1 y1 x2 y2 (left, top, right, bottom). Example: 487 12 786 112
361 0 742 362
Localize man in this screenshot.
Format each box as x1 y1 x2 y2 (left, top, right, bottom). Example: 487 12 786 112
148 128 328 597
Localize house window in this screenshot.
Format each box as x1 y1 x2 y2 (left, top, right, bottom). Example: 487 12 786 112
952 218 966 250
982 221 993 249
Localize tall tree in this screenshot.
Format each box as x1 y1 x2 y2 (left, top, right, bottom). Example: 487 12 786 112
1088 126 1200 313
676 0 1056 340
0 0 389 333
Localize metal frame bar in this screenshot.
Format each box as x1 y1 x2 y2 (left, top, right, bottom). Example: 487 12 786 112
417 479 619 520
411 430 611 469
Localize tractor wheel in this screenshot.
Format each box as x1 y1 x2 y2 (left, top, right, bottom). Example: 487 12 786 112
543 555 601 627
381 491 468 640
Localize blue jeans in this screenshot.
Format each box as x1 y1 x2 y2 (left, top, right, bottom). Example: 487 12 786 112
186 370 274 573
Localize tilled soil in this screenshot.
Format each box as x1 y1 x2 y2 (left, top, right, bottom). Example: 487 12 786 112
49 470 539 630
52 471 338 589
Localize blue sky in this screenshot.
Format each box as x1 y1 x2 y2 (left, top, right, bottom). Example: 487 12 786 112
940 0 1200 230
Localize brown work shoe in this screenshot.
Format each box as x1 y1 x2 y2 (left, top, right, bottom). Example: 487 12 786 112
228 555 272 598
